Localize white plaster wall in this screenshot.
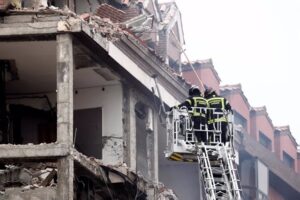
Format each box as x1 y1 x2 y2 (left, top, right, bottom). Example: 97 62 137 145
109 43 180 107
74 84 122 137
74 84 123 165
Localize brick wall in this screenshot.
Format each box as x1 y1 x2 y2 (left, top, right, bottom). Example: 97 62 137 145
221 90 251 133
250 112 275 151
274 128 298 173
182 67 220 93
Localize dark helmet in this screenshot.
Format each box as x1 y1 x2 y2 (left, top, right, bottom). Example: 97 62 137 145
188 85 201 96
204 87 216 98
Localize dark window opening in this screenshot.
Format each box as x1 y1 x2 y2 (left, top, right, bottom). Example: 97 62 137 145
283 151 295 169
259 131 272 150
233 110 247 129
74 108 102 159
9 104 56 144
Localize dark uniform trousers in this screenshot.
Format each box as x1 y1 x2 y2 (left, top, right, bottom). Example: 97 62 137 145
176 96 208 143
191 97 207 143
207 97 230 144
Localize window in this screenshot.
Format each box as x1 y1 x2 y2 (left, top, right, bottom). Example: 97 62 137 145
233 111 247 129
283 151 295 169
259 132 272 150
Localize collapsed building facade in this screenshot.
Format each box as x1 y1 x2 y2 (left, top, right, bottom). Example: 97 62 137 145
0 0 189 199
1 0 300 200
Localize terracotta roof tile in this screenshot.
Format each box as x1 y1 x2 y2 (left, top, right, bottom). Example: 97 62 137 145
122 7 140 21
94 4 141 24
95 4 126 23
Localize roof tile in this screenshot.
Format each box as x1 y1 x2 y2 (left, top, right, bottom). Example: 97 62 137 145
94 3 140 24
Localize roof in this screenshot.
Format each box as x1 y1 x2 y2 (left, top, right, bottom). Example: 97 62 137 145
181 59 221 82
275 125 298 147
250 106 275 130
95 3 126 23
0 2 191 99
220 83 251 108
94 3 142 23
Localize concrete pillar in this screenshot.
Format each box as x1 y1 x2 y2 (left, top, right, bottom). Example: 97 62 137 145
56 33 74 200
129 89 137 171
57 156 74 200
57 33 73 144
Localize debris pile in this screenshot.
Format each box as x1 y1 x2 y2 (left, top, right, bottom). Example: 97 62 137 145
0 163 57 193
88 16 124 42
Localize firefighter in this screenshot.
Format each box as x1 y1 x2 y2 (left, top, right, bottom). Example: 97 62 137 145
173 85 208 143
204 88 232 144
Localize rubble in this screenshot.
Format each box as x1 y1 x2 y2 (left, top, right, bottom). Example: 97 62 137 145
0 162 57 194
89 16 124 42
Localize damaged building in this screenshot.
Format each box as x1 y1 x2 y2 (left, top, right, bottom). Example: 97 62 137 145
1 0 300 200
0 0 188 199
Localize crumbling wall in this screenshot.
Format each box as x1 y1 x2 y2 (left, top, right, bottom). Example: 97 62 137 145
0 162 57 200
122 85 158 182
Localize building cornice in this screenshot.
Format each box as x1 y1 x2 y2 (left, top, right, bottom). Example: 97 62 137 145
181 59 221 83
220 83 251 108
275 126 298 147
250 106 275 131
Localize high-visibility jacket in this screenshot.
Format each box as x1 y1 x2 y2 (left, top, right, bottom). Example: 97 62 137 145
207 96 231 123
176 96 207 118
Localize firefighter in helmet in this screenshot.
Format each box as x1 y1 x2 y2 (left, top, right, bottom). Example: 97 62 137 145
204 87 232 144
174 85 208 143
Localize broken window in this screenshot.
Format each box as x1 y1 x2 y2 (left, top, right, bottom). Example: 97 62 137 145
0 41 57 145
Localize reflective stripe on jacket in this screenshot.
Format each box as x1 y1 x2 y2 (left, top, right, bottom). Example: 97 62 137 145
207 97 229 123
192 97 207 117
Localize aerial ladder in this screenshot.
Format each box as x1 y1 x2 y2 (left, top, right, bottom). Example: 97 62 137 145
165 107 242 200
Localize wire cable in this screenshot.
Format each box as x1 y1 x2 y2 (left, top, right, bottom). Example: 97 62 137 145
170 30 205 92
